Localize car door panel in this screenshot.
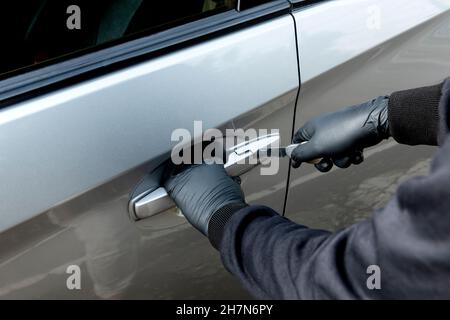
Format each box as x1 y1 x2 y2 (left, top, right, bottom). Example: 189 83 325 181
0 15 299 298
286 0 450 230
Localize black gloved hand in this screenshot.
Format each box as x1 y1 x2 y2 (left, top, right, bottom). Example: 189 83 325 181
164 163 246 236
291 96 390 172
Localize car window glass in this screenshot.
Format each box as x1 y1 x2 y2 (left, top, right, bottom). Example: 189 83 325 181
239 0 274 11
1 0 237 77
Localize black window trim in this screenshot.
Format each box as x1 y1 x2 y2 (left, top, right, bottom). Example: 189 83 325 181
289 0 329 9
0 0 291 108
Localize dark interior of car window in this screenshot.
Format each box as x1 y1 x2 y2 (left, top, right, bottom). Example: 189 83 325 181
0 0 237 77
239 0 274 11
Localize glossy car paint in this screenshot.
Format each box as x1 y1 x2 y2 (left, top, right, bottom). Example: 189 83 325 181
296 0 450 83
2 0 450 299
0 16 298 298
0 16 298 233
286 0 450 229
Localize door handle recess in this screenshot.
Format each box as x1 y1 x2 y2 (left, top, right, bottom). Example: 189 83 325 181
128 133 280 221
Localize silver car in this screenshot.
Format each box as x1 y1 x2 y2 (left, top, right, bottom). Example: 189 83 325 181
1 0 450 299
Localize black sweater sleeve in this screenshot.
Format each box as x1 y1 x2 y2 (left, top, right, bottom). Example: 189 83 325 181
388 81 445 146
208 77 450 299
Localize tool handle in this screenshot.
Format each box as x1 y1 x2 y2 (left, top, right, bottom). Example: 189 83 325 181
285 142 321 164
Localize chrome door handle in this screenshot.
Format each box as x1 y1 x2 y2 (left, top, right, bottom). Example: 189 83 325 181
131 187 175 221
224 133 279 176
129 133 280 221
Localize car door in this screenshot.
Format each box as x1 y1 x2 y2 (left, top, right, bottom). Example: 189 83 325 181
286 0 450 230
0 1 299 299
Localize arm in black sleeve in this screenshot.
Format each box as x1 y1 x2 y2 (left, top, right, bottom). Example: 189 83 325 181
388 79 448 146
207 77 450 299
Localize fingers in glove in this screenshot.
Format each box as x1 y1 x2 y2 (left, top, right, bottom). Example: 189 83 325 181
293 124 314 144
333 155 352 169
290 141 320 164
314 158 333 172
351 150 364 165
291 159 301 169
332 150 364 169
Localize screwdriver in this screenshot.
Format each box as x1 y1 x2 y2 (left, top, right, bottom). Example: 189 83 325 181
258 142 322 164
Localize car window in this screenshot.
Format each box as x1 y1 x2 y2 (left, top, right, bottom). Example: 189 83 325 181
1 0 237 77
239 0 274 10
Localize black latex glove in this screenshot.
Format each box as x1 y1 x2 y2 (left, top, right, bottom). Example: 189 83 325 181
164 163 246 236
291 96 390 172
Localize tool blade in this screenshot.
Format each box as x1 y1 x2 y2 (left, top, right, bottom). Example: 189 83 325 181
258 148 287 158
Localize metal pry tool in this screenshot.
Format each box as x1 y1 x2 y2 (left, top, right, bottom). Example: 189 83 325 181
263 143 302 158
259 142 321 164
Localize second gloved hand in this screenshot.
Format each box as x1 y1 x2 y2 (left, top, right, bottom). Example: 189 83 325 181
164 163 246 237
291 96 390 172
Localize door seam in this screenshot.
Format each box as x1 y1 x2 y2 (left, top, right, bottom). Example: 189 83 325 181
282 11 301 216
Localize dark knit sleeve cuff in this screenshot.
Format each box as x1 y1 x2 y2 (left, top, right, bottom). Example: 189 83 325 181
208 202 248 250
388 83 443 146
